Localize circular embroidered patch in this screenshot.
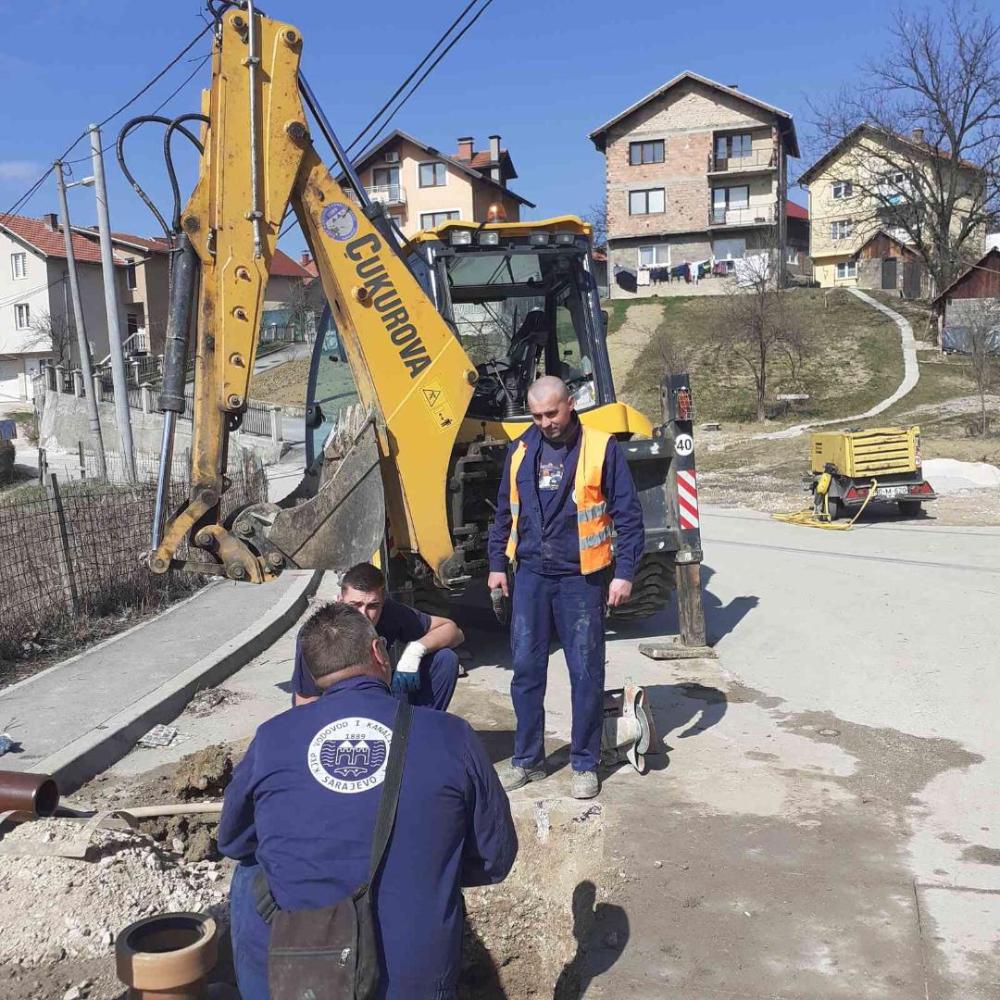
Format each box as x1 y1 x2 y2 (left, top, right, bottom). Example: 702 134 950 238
320 202 358 242
308 717 392 794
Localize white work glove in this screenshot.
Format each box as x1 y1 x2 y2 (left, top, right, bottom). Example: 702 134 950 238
391 640 426 696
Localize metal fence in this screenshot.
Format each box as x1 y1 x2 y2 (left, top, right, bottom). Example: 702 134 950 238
0 448 268 664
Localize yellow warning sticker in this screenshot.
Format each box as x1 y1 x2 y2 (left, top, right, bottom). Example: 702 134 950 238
420 382 453 429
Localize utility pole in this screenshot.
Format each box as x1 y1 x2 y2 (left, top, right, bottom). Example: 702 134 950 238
89 123 136 481
54 160 107 480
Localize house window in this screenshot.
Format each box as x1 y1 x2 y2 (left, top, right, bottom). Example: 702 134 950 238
14 303 30 329
628 188 665 215
10 252 27 280
629 140 665 165
713 237 746 260
836 261 857 279
830 219 854 240
715 134 752 162
786 245 799 264
127 313 139 336
832 180 853 200
420 210 460 229
125 259 137 290
372 165 401 201
877 170 908 205
418 161 447 187
711 186 750 221
638 245 669 268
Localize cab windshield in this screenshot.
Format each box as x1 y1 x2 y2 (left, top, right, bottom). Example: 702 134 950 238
440 247 600 420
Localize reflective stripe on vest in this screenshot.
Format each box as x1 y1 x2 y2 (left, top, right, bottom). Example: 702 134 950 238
504 425 614 574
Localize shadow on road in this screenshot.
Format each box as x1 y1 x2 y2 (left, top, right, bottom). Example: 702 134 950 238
553 880 630 999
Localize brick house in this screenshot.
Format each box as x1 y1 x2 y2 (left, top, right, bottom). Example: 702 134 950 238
343 130 534 238
588 71 800 298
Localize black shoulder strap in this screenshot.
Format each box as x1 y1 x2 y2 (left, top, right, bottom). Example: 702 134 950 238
365 698 412 886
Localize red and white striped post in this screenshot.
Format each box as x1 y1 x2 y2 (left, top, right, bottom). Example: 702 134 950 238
663 373 706 647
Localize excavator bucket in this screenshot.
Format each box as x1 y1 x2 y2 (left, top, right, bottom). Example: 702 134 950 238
234 405 386 572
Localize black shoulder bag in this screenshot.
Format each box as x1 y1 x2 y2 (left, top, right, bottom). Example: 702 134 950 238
253 698 413 1000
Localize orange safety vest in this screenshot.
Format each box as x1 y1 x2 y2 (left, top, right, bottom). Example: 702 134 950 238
505 425 614 574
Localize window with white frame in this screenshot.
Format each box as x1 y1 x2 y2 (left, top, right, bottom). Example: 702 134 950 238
420 210 460 229
836 261 857 279
830 219 853 240
786 245 800 264
715 133 752 162
14 303 30 329
629 140 665 165
712 237 746 260
125 258 137 290
628 188 665 215
638 245 669 268
418 161 447 187
10 252 27 280
831 180 853 200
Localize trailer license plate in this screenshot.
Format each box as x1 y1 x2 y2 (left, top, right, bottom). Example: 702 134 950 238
877 486 909 499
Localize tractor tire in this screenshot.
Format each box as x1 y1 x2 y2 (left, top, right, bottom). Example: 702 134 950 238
608 552 677 621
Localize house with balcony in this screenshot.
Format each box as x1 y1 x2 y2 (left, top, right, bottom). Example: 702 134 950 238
0 213 170 401
343 130 534 238
588 71 799 298
798 124 985 291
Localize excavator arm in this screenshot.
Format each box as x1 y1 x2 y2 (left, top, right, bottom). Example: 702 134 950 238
148 7 475 583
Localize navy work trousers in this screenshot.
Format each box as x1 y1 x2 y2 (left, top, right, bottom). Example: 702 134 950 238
510 566 606 772
407 647 460 712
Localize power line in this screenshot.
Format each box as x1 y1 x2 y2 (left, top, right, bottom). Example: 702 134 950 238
0 22 212 226
279 0 498 242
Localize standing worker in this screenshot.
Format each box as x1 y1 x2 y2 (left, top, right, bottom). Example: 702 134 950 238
291 562 463 711
487 376 644 799
220 602 517 999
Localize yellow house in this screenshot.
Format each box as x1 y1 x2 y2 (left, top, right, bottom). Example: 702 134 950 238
799 125 984 289
343 129 534 239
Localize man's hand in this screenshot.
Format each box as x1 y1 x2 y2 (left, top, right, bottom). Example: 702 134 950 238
487 571 508 597
607 578 633 607
391 640 426 696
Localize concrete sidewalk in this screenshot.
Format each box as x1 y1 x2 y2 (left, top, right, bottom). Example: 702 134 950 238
0 569 320 791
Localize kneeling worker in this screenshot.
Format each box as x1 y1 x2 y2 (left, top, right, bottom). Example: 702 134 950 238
292 562 463 710
487 375 644 799
220 603 517 999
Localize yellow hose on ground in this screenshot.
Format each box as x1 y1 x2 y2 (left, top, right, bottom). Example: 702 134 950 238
772 479 879 530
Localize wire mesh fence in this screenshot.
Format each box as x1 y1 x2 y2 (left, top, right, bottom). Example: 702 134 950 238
0 448 268 664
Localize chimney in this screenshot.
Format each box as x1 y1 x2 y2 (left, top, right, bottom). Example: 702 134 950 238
44 212 59 232
727 83 739 90
489 134 501 161
457 136 474 160
300 251 312 268
912 126 925 143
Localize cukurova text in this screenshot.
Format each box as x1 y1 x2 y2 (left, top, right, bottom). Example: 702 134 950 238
346 233 431 378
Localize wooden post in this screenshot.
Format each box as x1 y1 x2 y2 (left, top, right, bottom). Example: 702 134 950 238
78 441 86 480
38 447 48 486
675 562 706 647
45 473 79 613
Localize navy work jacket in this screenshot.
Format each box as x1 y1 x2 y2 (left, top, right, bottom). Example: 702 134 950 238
486 419 645 581
217 675 517 997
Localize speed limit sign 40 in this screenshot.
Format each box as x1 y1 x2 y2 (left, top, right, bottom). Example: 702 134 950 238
674 433 694 456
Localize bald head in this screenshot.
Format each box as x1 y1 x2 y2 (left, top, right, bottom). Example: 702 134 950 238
527 376 576 442
527 375 569 405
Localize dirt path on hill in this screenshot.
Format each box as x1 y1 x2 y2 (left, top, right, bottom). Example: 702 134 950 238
606 302 664 389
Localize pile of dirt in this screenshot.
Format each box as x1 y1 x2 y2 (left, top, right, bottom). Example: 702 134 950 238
0 821 229 971
184 687 245 718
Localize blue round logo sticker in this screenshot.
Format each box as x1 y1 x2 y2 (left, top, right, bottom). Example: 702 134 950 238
321 202 358 242
308 717 392 794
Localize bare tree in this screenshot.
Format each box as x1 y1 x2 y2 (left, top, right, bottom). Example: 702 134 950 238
26 310 75 366
715 251 807 421
963 297 1000 435
808 2 1000 320
585 201 607 249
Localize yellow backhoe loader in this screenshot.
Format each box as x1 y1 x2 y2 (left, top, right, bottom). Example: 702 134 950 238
146 3 705 638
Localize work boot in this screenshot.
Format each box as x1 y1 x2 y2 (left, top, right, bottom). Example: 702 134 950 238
497 762 546 792
571 770 600 799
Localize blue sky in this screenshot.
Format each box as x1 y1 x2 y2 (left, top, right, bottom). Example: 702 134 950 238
0 0 910 254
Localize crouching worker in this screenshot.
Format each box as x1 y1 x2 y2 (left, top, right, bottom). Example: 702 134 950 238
292 562 463 711
219 603 518 1000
